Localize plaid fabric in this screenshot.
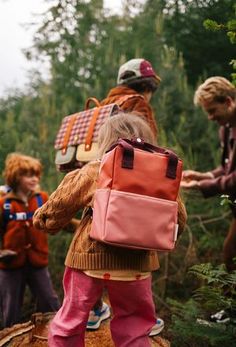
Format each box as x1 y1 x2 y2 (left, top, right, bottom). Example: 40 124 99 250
55 104 119 150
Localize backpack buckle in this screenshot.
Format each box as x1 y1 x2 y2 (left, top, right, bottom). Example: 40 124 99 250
3 203 11 210
131 137 144 145
15 212 27 221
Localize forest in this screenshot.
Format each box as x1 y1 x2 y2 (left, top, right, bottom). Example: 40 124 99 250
0 0 236 346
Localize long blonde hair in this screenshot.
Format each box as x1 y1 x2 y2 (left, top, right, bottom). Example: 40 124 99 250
98 112 157 157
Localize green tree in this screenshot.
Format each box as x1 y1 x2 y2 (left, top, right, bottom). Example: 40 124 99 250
162 0 236 84
204 4 236 84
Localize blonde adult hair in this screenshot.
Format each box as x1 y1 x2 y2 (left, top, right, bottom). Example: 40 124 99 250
194 76 235 106
3 153 42 191
98 112 157 157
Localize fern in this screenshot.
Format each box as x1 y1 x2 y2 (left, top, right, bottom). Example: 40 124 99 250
169 263 236 347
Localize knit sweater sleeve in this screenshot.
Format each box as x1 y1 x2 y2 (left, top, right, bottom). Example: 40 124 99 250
33 162 98 233
198 171 236 198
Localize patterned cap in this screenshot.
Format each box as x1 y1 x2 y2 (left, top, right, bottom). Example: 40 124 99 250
117 58 161 85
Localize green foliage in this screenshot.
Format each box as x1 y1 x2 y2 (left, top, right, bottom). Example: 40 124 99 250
162 0 236 84
203 4 236 84
169 263 236 347
48 232 74 300
204 18 236 44
0 0 235 336
0 85 63 191
220 194 236 207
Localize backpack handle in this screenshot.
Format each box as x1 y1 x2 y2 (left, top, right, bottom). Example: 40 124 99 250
85 97 101 110
117 138 179 179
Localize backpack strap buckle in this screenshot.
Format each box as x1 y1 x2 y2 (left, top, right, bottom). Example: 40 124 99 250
3 203 11 210
15 212 27 221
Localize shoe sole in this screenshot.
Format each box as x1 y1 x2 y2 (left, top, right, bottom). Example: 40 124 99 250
149 324 164 337
86 309 111 330
197 318 230 326
212 318 230 324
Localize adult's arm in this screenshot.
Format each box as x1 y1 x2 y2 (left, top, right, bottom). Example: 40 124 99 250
182 170 214 181
199 170 236 198
210 165 225 178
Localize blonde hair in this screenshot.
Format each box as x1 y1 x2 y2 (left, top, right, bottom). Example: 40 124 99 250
3 153 42 191
98 112 157 157
194 76 235 105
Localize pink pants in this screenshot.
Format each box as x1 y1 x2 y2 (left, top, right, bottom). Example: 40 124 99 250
48 267 156 347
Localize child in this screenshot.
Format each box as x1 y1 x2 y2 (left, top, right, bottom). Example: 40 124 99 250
94 58 162 333
34 113 187 347
101 58 161 137
0 153 60 328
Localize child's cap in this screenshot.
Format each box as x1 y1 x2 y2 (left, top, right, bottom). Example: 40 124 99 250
117 58 161 85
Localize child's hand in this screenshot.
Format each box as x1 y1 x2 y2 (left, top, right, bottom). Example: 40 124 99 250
33 212 46 230
34 212 63 235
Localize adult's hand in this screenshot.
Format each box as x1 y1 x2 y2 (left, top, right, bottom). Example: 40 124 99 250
180 180 199 189
182 170 214 181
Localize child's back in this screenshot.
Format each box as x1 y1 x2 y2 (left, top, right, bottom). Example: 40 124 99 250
33 113 187 347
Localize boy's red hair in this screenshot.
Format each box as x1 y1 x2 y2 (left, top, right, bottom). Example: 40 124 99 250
3 153 42 191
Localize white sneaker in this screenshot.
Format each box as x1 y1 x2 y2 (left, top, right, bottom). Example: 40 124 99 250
149 318 164 336
86 302 111 330
210 310 230 324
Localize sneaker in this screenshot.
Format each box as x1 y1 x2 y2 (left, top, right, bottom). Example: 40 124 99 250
209 310 230 324
86 302 111 330
149 318 164 336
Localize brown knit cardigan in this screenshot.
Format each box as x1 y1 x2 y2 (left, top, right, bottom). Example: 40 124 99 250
33 161 187 272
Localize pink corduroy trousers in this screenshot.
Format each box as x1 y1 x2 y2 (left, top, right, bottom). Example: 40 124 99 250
48 267 156 347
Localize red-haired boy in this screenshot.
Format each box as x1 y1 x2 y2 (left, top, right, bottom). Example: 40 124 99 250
0 153 60 328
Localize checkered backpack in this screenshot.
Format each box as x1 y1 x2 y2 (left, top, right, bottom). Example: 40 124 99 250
54 95 143 172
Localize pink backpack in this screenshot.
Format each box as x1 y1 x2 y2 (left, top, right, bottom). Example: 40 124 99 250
90 138 182 251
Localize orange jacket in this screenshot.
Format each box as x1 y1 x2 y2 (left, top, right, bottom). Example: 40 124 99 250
100 86 158 137
0 191 48 269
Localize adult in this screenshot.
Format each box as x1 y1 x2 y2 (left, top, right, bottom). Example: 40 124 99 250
182 76 236 270
181 76 236 322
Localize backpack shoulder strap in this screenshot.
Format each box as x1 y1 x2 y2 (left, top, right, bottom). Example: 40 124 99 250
35 193 43 208
2 193 44 224
2 198 12 224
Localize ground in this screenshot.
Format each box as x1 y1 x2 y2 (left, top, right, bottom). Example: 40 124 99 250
0 313 170 346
